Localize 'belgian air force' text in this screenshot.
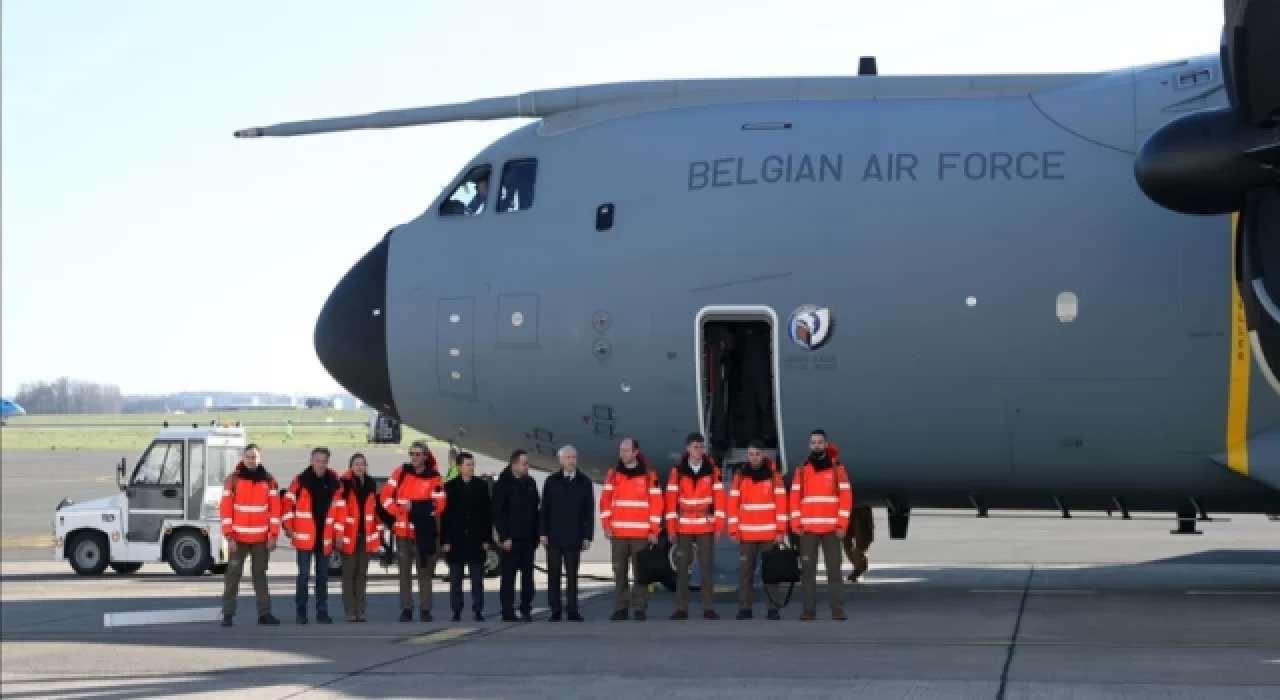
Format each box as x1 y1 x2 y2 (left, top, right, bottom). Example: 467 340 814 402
687 152 1066 191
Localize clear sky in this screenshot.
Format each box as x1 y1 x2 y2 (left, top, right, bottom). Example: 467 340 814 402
1 0 1221 397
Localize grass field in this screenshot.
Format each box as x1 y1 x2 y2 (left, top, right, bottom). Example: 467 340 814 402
0 410 441 451
4 408 367 426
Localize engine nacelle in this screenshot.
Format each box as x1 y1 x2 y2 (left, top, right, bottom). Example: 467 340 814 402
1134 106 1278 216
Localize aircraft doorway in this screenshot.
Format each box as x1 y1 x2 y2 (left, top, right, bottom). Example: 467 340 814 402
696 306 786 472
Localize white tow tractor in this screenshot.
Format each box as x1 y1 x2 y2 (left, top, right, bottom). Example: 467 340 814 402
366 409 402 445
53 425 246 576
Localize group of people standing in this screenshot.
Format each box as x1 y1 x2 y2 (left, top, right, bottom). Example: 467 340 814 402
216 430 870 626
603 429 856 621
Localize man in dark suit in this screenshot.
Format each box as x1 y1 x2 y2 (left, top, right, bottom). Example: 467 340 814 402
440 451 494 622
493 449 541 622
539 445 595 621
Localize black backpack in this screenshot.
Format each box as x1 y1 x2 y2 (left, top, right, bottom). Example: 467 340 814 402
635 544 669 585
761 544 801 584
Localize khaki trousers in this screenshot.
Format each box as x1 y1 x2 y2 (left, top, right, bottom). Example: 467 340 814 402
799 532 845 613
737 541 782 611
221 541 270 617
397 536 438 612
610 538 651 613
341 545 370 620
675 533 715 611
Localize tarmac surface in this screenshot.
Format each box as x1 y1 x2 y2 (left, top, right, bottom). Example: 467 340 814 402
2 447 1278 698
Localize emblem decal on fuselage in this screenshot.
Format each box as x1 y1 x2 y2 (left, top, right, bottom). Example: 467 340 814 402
787 305 834 351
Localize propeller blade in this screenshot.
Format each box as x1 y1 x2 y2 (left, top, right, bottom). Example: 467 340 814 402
1243 139 1280 166
1221 0 1280 127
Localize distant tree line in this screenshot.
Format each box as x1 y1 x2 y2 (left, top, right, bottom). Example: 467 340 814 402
14 378 124 415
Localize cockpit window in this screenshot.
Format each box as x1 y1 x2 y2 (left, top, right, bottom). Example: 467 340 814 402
497 158 538 213
439 165 492 217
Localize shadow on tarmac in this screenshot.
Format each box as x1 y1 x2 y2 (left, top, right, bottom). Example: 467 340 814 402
2 550 1278 699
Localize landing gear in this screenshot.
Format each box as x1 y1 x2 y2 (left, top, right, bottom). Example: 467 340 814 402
887 501 910 540
1171 508 1202 535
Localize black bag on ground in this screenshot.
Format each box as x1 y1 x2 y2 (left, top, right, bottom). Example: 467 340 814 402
635 544 669 585
761 545 801 584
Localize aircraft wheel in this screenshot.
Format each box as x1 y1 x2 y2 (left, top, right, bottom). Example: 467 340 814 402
109 561 143 575
68 532 109 576
167 530 211 576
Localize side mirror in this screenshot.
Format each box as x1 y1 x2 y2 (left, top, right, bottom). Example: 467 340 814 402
116 457 126 490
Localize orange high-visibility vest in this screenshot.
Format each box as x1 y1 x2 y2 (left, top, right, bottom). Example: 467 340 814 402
379 463 447 540
219 463 282 545
329 470 384 555
788 448 853 535
727 459 788 541
600 463 662 538
664 456 725 536
283 468 339 555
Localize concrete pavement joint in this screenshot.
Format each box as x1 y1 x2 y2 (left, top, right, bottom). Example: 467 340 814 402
274 620 505 700
996 564 1034 700
11 627 1280 650
275 592 609 699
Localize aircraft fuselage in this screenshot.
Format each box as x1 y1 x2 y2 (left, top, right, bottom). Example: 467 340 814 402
322 54 1280 516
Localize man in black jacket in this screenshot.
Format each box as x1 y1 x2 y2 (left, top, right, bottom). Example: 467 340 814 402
539 445 594 621
440 451 493 622
492 449 541 622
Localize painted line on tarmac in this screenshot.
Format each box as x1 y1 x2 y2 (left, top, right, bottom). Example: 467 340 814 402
1 536 53 548
1185 590 1280 595
104 607 221 628
406 626 481 644
970 588 1097 595
0 475 113 483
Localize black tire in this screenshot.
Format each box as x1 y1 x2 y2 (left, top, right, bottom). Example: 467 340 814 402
167 529 211 576
68 532 109 576
209 563 228 575
109 561 143 574
328 549 343 576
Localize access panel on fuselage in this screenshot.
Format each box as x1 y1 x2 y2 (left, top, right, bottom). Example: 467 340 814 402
437 297 477 398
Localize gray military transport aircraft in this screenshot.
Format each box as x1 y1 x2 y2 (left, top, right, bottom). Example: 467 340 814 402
234 1 1279 555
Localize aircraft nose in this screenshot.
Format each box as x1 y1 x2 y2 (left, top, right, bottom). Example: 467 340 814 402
314 231 398 416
